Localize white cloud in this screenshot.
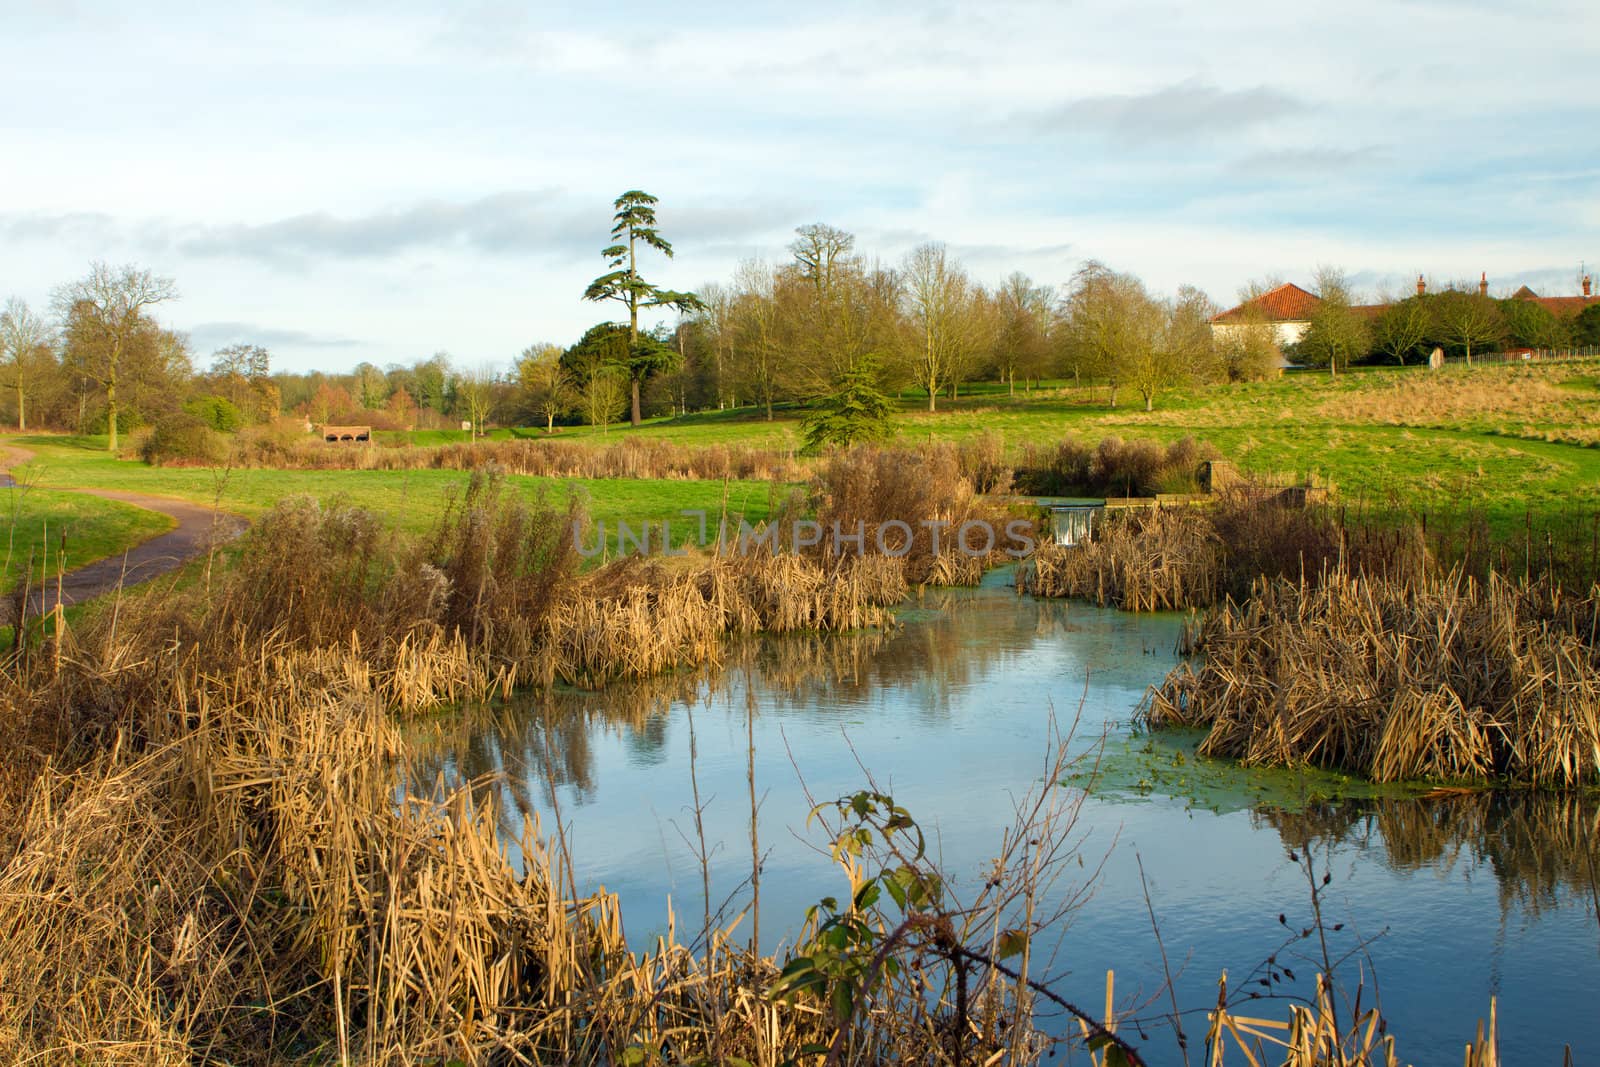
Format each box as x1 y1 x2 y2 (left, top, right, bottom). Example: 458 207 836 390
2 0 1597 372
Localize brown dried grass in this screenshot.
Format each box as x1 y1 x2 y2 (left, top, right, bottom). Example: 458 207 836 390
245 434 812 482
810 443 1018 585
1020 506 1223 612
1145 569 1600 787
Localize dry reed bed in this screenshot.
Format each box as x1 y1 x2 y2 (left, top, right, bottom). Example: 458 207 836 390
545 552 905 687
1144 570 1600 787
0 633 841 1064
1014 435 1221 497
1020 506 1223 611
1018 494 1434 613
239 433 812 482
810 444 1019 586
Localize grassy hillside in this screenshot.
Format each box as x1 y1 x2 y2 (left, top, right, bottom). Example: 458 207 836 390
7 360 1598 582
494 362 1600 528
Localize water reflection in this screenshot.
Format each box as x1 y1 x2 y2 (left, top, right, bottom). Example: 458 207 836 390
1258 791 1600 916
397 583 1600 1063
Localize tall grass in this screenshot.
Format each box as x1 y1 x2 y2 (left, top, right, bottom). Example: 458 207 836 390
1018 494 1429 612
227 432 812 481
1144 569 1600 788
810 443 1020 585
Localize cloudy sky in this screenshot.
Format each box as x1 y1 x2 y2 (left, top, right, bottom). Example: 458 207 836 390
3 0 1597 373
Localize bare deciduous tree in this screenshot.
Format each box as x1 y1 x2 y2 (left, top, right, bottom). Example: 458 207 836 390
51 262 178 451
900 243 985 412
732 259 781 420
516 343 573 432
1297 266 1369 379
1371 297 1433 365
581 366 628 433
1433 286 1505 367
993 273 1053 396
455 363 497 438
0 299 53 431
1059 262 1155 409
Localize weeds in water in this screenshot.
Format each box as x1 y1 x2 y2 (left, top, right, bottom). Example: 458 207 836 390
1145 569 1600 788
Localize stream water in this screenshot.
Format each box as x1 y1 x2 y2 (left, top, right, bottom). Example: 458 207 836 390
403 573 1600 1065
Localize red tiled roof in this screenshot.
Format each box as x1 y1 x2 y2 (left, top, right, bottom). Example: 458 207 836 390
1523 295 1600 318
1211 282 1323 324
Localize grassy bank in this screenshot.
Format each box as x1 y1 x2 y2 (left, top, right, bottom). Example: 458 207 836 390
5 434 785 539
0 484 174 591
484 361 1600 532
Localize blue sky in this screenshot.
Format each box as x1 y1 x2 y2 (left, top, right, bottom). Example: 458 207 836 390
3 0 1597 373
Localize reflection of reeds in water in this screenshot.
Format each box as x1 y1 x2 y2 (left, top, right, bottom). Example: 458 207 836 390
1147 570 1600 787
1256 791 1600 917
405 588 1081 848
404 627 899 839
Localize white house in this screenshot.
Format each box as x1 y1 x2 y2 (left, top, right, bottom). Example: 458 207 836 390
1209 282 1323 349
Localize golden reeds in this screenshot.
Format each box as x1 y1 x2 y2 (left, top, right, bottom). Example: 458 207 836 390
1145 569 1600 787
546 552 904 687
1020 505 1223 612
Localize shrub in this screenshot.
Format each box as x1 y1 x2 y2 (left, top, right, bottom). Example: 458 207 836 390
809 444 1013 585
1015 435 1220 497
138 411 227 466
182 394 245 432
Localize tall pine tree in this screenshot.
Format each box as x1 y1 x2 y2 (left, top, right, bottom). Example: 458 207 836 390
583 191 705 426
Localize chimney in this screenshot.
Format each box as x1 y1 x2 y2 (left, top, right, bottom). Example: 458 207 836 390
1479 272 1488 297
1585 275 1593 298
1416 274 1426 296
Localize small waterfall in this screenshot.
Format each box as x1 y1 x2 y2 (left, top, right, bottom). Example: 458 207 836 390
1049 505 1103 547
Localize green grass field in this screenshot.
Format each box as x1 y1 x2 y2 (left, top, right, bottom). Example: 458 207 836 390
499 362 1600 530
0 485 174 592
6 359 1599 587
5 435 784 547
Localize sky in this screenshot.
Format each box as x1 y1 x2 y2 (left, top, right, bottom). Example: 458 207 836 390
2 0 1598 374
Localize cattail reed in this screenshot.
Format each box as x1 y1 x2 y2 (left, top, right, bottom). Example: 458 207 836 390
1145 569 1600 788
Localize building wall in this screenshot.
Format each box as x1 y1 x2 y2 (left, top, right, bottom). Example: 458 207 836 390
1210 320 1306 366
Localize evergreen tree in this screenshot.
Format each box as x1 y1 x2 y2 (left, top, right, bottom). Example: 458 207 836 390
583 190 706 426
801 363 895 450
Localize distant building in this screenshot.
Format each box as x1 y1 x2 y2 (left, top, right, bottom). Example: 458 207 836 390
1506 274 1598 319
1209 283 1324 367
1212 273 1599 353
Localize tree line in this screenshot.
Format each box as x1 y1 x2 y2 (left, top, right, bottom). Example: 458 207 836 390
11 199 1597 453
0 263 518 451
1288 267 1600 376
511 204 1281 437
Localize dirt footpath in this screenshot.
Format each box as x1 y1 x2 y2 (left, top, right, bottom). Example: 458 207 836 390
1 455 248 618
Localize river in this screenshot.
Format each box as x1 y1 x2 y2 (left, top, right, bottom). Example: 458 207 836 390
403 571 1600 1065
